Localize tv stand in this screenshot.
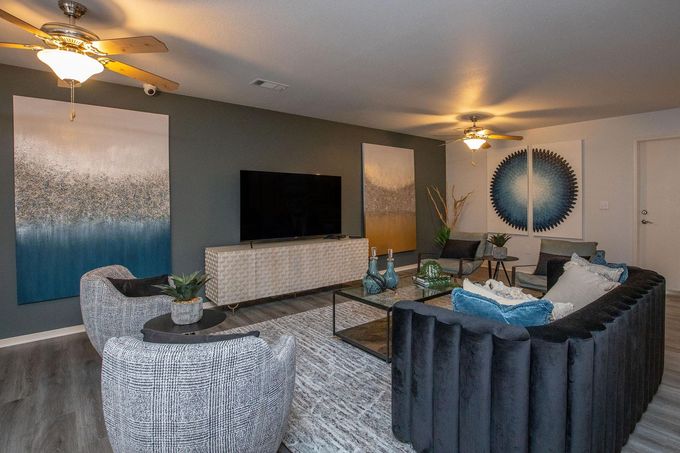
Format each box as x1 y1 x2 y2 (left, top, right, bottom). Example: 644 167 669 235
205 238 368 305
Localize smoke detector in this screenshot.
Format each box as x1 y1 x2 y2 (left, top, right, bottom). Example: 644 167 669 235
250 78 289 91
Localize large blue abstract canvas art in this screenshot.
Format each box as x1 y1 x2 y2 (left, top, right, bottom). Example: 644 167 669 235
13 96 170 304
487 146 529 235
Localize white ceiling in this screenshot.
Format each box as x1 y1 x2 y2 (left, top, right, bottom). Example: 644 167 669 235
1 0 680 138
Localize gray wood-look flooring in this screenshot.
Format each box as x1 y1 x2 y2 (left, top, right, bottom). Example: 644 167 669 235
0 270 678 452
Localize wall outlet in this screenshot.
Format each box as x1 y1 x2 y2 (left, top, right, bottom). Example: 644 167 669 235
599 201 609 210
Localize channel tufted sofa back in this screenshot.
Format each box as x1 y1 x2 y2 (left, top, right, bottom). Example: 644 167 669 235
391 267 665 453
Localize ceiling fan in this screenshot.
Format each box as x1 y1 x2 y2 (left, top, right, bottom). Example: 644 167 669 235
444 115 523 151
0 1 179 118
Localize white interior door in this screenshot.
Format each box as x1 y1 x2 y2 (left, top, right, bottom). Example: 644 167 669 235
638 138 680 292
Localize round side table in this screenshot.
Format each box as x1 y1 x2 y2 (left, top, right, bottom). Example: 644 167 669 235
143 309 227 335
480 255 519 285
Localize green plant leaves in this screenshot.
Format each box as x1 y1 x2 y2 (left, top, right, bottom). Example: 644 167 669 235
154 271 211 301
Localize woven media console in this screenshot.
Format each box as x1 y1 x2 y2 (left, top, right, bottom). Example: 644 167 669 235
205 238 368 305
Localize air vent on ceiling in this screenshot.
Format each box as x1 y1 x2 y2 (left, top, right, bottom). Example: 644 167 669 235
250 78 289 91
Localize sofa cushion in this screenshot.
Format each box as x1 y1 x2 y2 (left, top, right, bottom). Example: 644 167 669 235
435 258 478 276
107 274 168 297
463 278 537 305
441 239 480 259
452 288 553 327
141 328 260 344
544 264 620 311
591 251 629 283
516 272 548 291
568 254 624 282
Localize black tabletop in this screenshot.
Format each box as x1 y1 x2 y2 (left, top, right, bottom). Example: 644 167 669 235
143 309 227 334
481 255 519 262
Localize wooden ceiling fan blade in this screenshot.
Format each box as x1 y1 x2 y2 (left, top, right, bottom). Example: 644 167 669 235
487 134 523 141
0 42 43 51
481 141 492 149
0 9 53 40
92 36 168 55
102 59 179 91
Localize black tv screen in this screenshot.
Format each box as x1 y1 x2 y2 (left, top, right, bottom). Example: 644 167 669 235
240 170 341 241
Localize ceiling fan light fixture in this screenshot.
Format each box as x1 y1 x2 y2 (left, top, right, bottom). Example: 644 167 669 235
463 137 487 151
37 48 103 83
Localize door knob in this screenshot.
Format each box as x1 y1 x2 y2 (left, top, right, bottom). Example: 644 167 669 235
641 219 654 224
641 209 648 215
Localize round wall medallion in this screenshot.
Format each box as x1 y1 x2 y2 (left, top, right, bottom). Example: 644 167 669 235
490 149 528 231
532 148 578 232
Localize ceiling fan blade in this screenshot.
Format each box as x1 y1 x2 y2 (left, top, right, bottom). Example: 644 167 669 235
0 9 53 40
481 141 492 149
101 59 179 91
92 36 168 55
0 42 43 51
487 134 523 141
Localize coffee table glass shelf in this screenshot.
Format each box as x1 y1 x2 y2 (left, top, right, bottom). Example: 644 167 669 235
333 280 456 362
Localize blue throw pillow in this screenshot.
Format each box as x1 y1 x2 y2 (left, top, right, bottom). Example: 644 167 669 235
451 288 553 327
590 251 628 283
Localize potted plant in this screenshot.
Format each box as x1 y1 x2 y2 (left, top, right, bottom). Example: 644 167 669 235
155 272 211 325
487 233 511 259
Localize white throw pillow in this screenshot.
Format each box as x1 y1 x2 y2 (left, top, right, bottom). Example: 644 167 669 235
462 279 536 306
544 264 620 311
568 253 623 282
551 302 575 321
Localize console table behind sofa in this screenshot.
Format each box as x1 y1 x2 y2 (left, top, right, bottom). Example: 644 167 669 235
205 238 368 305
391 267 665 453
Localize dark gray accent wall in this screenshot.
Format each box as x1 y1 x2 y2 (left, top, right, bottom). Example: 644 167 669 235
0 63 445 340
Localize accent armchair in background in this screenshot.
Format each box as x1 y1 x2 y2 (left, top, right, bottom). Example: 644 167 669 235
80 265 172 355
102 335 296 453
511 239 598 293
417 232 492 279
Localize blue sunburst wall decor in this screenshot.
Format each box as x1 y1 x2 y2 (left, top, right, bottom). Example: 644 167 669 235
490 148 528 231
531 148 578 232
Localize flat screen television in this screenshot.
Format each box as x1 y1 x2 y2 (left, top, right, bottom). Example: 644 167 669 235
240 170 341 241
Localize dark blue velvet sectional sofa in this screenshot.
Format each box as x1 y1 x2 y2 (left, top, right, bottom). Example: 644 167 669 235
391 267 665 452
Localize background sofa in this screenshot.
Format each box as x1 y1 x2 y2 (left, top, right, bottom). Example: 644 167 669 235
392 266 665 452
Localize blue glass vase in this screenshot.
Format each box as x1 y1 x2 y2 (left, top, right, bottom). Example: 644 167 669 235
363 247 385 294
383 249 399 289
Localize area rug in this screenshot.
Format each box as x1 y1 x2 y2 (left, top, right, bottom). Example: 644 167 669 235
219 301 415 453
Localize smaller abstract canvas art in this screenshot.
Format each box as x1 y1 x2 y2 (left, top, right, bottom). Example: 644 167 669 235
487 146 529 235
532 140 582 238
362 144 416 255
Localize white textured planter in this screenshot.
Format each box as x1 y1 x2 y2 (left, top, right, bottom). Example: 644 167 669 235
492 246 508 260
171 297 203 325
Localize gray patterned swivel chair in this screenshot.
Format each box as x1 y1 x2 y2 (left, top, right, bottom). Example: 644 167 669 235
102 335 296 453
80 265 172 355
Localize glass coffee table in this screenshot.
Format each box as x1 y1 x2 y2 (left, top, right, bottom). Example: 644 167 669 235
332 281 456 362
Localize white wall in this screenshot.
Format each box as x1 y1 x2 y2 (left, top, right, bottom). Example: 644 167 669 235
447 107 680 267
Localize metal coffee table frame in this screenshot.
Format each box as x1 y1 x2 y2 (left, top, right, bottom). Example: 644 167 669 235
332 283 454 363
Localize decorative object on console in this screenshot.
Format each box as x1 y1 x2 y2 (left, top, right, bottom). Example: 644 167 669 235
487 233 511 259
155 272 211 325
14 96 170 304
362 143 416 255
382 248 399 289
426 185 472 247
363 247 387 294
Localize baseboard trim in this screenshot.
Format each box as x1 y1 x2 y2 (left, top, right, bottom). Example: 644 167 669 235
0 324 86 349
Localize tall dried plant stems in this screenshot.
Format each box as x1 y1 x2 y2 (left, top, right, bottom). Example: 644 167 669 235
426 185 472 231
426 186 448 226
451 185 472 230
